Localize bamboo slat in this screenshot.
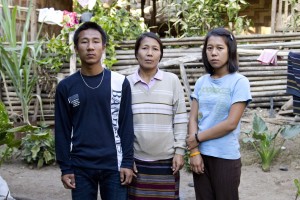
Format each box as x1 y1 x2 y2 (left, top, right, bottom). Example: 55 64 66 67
252 96 290 102
249 80 287 86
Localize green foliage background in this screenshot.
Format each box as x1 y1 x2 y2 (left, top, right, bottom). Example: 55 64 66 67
42 0 147 71
43 0 253 71
160 0 252 37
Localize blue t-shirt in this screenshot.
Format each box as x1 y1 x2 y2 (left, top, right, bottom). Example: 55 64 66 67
191 72 252 159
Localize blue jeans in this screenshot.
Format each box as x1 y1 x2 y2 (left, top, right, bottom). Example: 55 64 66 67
72 167 128 200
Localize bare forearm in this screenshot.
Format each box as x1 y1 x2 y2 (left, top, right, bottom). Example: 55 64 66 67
188 119 200 153
197 102 247 142
197 119 237 142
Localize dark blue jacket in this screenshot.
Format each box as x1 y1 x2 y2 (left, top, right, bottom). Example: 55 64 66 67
55 69 134 175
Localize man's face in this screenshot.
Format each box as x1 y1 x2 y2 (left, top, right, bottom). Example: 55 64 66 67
75 29 105 67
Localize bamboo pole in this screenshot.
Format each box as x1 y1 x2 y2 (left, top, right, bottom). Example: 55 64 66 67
249 79 287 86
179 63 192 106
31 0 39 123
238 66 287 71
1 105 54 110
248 102 285 108
251 90 287 97
250 85 286 92
246 76 287 81
251 96 290 102
241 70 287 76
271 0 277 34
69 32 77 75
30 0 37 41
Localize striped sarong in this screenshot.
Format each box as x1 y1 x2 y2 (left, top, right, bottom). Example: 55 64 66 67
287 52 300 115
128 158 180 200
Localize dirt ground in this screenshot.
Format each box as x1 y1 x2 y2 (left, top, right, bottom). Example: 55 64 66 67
0 108 299 200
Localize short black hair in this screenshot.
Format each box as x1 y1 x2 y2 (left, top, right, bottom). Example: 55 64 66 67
73 21 107 47
134 32 163 61
202 27 238 75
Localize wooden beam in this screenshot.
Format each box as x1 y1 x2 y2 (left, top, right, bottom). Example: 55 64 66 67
30 0 37 41
271 0 277 33
150 0 157 32
179 63 192 106
141 0 145 18
69 32 77 74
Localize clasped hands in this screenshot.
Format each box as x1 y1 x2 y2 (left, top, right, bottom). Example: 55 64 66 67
186 133 204 174
186 133 200 150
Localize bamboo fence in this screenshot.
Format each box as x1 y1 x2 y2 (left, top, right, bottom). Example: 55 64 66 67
1 33 300 125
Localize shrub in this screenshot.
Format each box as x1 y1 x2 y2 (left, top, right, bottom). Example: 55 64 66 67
243 114 300 172
21 127 55 168
295 178 300 200
0 102 20 165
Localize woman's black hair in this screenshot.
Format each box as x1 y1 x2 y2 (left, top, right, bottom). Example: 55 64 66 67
134 32 163 61
202 27 238 75
73 21 107 47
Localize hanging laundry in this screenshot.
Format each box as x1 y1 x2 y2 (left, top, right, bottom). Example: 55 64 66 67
257 49 279 65
77 0 89 7
63 11 79 28
38 8 63 26
88 0 97 10
287 51 300 116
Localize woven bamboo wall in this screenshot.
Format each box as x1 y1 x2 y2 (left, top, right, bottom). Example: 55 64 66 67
240 0 273 33
2 33 300 125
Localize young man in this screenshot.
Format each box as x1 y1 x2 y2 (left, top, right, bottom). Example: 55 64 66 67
55 21 134 200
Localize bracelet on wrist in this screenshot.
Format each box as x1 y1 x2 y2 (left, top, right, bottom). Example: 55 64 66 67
195 133 201 143
190 151 201 157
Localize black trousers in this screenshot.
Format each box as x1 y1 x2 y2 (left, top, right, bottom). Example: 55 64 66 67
193 155 241 200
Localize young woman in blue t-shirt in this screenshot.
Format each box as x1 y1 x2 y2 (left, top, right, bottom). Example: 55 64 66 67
186 28 252 200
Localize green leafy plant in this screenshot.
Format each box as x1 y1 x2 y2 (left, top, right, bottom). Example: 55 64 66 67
160 0 252 37
21 127 55 168
295 179 300 200
75 0 147 67
0 0 45 124
0 101 21 165
285 0 300 32
39 26 74 72
184 150 192 173
42 0 147 72
243 114 300 172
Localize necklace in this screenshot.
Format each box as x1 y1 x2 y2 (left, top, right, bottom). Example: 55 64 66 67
80 69 105 89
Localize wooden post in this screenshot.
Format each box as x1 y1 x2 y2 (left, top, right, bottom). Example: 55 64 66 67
69 32 77 74
30 0 40 123
179 63 192 106
30 0 37 41
141 0 145 18
150 0 157 32
271 0 277 33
